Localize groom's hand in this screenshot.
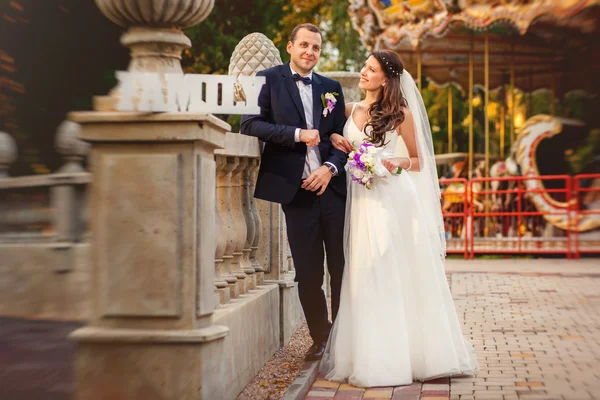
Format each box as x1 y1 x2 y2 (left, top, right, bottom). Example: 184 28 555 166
299 129 321 147
302 165 332 196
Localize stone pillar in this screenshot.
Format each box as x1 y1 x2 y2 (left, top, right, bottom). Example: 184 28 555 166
68 112 229 400
0 131 17 178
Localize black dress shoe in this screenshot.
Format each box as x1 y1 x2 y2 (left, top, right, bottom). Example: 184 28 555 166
305 341 327 361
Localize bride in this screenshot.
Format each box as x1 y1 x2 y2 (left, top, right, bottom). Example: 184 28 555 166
320 50 478 387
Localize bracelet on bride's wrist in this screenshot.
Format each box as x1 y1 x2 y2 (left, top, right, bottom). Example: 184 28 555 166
406 157 413 171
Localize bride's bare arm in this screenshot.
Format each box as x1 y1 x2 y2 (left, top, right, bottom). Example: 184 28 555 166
396 108 421 171
330 103 355 153
381 108 421 172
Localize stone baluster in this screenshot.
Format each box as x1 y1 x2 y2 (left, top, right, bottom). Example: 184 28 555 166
241 158 258 289
256 200 288 281
286 236 294 274
230 157 251 293
55 120 89 173
0 131 17 178
52 120 90 244
247 158 264 285
214 156 232 304
280 208 291 277
0 132 17 238
217 155 241 299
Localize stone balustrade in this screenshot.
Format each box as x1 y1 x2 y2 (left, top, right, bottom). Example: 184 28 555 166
0 123 92 319
214 133 262 304
0 173 90 244
0 125 295 311
0 121 90 246
0 1 358 391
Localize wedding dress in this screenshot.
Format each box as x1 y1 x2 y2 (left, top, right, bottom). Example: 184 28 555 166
319 73 478 388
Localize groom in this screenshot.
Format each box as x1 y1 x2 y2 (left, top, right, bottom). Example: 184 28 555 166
241 23 347 361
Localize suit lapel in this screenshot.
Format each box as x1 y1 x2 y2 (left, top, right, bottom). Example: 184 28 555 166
312 74 323 130
281 64 307 128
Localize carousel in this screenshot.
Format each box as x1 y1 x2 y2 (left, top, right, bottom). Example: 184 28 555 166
349 0 600 257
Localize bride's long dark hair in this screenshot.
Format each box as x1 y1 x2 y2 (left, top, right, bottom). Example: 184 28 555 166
364 50 408 147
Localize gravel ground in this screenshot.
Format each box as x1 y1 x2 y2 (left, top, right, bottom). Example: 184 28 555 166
236 323 312 400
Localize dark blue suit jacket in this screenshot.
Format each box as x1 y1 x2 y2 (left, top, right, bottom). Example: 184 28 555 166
240 63 348 204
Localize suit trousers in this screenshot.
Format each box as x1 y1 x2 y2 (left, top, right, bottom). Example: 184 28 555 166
282 184 346 343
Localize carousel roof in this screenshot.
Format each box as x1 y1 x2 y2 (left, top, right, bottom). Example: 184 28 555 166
350 0 600 94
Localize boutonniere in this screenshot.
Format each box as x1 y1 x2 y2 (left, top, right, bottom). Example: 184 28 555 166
321 92 339 117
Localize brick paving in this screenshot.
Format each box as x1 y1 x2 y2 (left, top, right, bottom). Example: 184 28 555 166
305 266 600 400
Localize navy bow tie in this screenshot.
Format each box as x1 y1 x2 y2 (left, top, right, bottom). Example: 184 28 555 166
292 73 312 85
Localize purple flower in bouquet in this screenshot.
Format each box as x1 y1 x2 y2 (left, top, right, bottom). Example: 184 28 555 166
345 142 389 190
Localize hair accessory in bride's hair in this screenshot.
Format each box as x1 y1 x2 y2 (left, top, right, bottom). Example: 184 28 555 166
380 55 402 77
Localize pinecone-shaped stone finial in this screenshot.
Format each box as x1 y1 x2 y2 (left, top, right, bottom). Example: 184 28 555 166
229 33 282 78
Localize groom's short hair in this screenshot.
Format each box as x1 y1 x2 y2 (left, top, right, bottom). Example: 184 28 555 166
290 23 322 43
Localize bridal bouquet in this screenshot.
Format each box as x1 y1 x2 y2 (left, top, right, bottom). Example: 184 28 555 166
346 142 398 189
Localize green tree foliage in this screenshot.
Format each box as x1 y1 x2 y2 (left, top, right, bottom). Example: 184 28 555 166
182 0 287 75
183 0 366 75
279 0 366 71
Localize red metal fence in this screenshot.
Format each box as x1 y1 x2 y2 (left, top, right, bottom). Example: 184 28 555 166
440 174 600 259
573 174 600 258
439 178 469 259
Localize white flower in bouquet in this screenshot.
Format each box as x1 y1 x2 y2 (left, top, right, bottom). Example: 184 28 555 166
352 169 364 180
366 145 378 155
359 154 374 164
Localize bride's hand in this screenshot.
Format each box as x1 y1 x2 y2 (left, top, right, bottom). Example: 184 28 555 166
382 157 402 173
330 133 353 153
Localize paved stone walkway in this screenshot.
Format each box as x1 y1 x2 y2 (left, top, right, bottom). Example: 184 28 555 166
304 261 600 400
1 260 599 400
0 318 81 400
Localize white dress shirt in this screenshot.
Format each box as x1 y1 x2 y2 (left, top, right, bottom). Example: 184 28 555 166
290 65 337 179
